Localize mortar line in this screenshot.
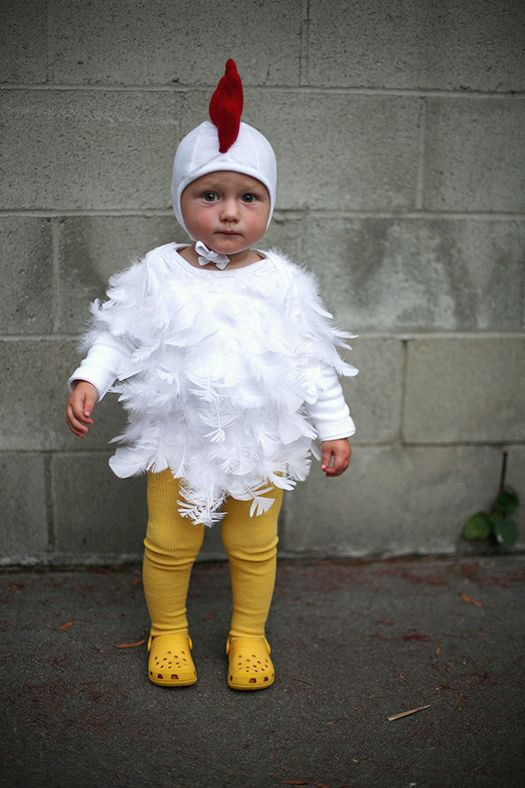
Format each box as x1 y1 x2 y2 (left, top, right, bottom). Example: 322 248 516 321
2 209 525 220
520 259 525 332
44 453 55 553
296 209 307 259
45 0 54 83
299 0 310 86
1 549 524 572
2 440 524 459
399 338 409 444
50 217 60 332
1 83 523 98
415 96 427 210
1 331 524 341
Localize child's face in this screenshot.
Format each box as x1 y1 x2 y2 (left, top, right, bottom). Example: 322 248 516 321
180 171 270 256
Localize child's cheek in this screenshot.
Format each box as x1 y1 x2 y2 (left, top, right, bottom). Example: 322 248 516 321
245 212 262 234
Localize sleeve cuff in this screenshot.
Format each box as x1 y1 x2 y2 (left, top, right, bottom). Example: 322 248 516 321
68 367 115 402
304 364 357 441
316 416 356 442
67 331 133 402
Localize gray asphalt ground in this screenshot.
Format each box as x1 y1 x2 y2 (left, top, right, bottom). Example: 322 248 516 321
1 555 524 788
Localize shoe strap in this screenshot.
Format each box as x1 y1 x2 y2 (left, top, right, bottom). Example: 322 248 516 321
148 632 192 653
226 635 271 655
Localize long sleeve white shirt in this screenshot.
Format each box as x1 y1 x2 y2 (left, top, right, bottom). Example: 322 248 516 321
67 242 358 525
68 331 356 442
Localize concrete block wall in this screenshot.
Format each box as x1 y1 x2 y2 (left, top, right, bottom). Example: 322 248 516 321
1 0 524 565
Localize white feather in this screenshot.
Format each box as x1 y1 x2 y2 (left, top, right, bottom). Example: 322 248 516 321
78 243 358 527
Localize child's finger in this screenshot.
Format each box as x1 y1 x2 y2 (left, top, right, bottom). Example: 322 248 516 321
324 465 339 476
66 407 87 435
66 402 90 435
324 455 349 476
82 391 97 418
321 448 333 471
72 393 93 424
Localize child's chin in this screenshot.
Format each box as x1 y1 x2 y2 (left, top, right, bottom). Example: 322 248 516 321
212 237 247 252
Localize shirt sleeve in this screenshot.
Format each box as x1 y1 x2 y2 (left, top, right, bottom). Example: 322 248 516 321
284 261 359 441
304 364 356 441
67 253 149 401
67 330 135 402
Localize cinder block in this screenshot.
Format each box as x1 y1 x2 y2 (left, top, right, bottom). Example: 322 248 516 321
337 336 402 444
303 217 525 332
258 211 304 261
53 453 147 555
51 453 257 560
1 0 47 83
281 445 503 557
58 215 182 333
0 454 48 561
404 337 525 443
0 339 127 451
0 90 182 210
0 217 53 333
424 98 525 212
57 212 304 332
308 0 524 92
506 446 525 544
183 90 421 211
50 0 302 86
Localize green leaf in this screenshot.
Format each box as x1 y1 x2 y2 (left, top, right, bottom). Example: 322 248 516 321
489 511 505 531
494 486 520 515
462 512 491 540
494 518 518 548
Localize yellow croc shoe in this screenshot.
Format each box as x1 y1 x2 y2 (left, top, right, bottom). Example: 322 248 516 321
226 634 275 691
147 632 197 687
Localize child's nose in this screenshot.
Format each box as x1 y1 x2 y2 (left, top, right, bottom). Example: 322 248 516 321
220 198 240 221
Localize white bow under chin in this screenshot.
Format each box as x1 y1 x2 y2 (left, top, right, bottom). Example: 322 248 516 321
195 241 231 270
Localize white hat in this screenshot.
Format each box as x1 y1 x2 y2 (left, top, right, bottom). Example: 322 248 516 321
170 60 277 239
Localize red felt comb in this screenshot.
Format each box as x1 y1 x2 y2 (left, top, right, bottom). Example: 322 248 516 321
209 59 244 153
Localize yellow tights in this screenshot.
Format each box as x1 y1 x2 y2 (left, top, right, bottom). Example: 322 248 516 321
143 469 284 641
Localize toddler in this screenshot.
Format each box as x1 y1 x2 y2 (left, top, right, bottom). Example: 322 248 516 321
66 59 358 691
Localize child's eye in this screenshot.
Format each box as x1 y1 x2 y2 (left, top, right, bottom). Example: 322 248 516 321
242 193 256 203
202 192 218 201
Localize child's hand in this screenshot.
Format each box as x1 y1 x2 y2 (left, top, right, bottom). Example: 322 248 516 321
321 438 352 477
66 381 99 438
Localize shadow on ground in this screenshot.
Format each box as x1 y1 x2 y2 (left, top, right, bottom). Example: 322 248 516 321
1 556 524 787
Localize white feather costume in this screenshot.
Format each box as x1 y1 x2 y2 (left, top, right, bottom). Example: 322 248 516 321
69 243 358 527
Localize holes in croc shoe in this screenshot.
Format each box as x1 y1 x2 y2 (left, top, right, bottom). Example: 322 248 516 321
228 641 274 686
171 674 179 679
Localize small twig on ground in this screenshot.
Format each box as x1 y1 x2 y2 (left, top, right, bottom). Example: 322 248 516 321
56 619 75 630
290 676 314 686
460 592 483 608
387 704 431 721
114 638 146 649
